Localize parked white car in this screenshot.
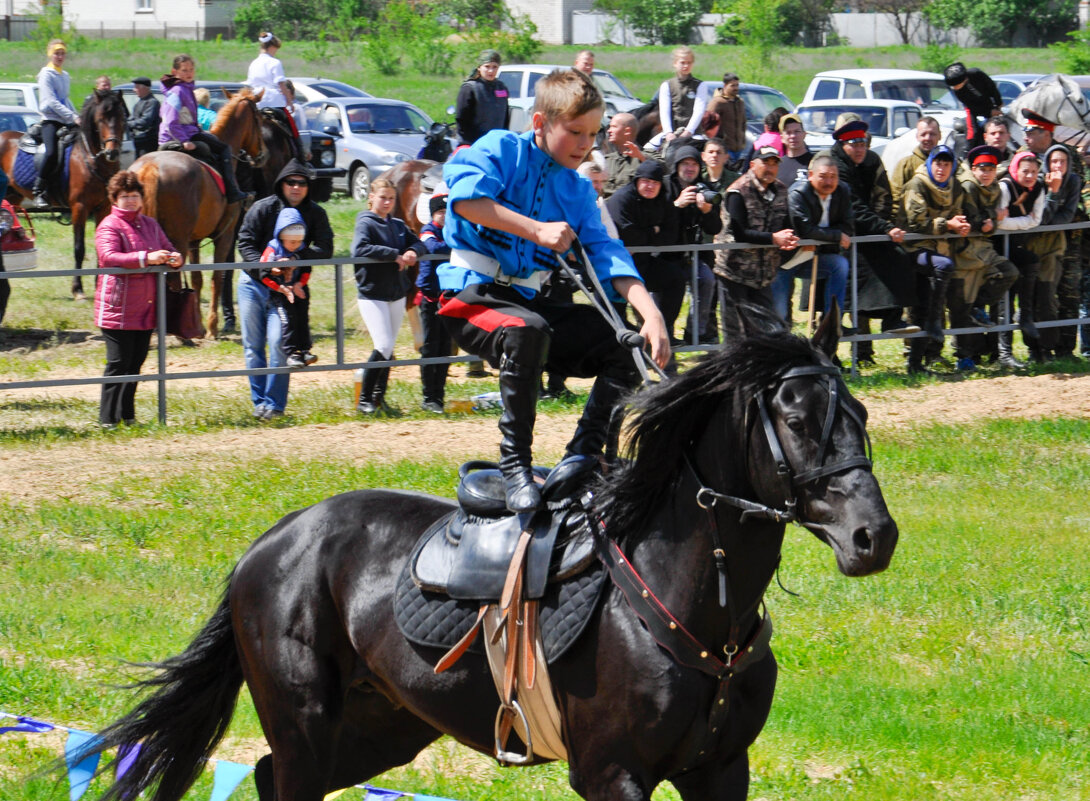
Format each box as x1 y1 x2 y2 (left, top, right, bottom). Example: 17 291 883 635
795 99 923 156
803 69 962 129
498 64 644 131
0 82 39 112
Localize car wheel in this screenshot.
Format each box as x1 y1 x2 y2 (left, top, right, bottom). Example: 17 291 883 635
350 166 371 202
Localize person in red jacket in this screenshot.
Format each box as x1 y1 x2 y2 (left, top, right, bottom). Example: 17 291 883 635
94 171 182 428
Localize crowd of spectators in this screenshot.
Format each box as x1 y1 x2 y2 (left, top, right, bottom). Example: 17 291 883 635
8 46 1090 428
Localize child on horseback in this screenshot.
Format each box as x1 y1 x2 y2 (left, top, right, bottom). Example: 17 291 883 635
32 39 80 208
438 68 670 513
158 54 248 204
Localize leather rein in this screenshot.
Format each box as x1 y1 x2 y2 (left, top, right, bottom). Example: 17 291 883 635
591 361 874 773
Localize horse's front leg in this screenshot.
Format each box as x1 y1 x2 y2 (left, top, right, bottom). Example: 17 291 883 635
70 202 87 300
671 752 751 801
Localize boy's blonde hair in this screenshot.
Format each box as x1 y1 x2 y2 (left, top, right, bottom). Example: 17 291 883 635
194 87 212 107
671 46 694 64
533 69 603 122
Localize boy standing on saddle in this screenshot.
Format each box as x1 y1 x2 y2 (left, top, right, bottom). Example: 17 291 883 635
158 54 248 204
438 69 670 513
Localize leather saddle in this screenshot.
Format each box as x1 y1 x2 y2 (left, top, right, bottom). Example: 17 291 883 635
19 123 79 176
410 458 600 602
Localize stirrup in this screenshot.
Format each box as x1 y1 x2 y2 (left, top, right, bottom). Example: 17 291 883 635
494 700 534 765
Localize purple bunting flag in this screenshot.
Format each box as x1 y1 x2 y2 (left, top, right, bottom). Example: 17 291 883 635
0 716 55 735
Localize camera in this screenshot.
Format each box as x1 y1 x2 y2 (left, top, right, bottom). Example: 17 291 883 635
692 182 722 205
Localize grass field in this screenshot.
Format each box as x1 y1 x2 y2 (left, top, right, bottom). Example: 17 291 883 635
0 416 1088 800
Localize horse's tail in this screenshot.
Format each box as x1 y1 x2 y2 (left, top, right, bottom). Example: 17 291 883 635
85 583 244 801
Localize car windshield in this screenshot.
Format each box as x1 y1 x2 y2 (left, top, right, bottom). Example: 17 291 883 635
345 103 431 134
871 80 959 110
592 72 633 99
799 106 892 137
740 87 794 122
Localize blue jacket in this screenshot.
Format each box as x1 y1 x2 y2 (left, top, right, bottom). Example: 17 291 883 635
438 129 641 301
416 221 450 298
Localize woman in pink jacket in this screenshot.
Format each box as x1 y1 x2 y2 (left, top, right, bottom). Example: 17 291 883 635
94 171 182 428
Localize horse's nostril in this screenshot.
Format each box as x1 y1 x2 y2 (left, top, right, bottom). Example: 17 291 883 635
852 527 873 553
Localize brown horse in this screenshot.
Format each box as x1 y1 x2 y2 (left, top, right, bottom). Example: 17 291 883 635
382 158 437 236
131 88 266 338
0 90 127 298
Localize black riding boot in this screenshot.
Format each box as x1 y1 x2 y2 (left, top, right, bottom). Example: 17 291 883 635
357 350 383 414
997 329 1025 369
219 151 249 205
906 337 928 375
924 266 954 342
497 356 541 513
373 362 395 414
1016 264 1039 340
565 375 632 460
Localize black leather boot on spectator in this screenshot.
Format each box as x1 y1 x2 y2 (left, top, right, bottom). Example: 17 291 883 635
357 350 383 414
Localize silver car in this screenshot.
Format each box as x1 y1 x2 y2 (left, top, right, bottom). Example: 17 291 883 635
303 97 440 200
287 77 372 104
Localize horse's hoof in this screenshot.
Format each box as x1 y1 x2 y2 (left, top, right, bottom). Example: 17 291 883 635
72 292 87 302
176 337 199 348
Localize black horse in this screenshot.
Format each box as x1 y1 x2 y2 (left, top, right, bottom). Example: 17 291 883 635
80 309 898 801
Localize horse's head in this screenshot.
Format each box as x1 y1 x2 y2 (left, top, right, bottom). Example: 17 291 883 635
735 305 898 576
1012 74 1090 133
82 90 126 163
213 89 269 168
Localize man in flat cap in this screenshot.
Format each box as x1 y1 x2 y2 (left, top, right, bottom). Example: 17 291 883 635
129 76 160 157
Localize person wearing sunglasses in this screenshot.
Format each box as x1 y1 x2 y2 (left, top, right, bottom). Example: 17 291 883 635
236 160 334 420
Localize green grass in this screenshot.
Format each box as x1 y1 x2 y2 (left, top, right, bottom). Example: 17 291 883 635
0 418 1088 799
0 40 1067 120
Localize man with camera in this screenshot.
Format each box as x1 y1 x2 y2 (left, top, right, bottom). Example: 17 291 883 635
666 145 723 345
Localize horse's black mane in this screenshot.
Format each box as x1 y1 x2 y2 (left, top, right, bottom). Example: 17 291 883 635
80 90 126 151
596 327 828 536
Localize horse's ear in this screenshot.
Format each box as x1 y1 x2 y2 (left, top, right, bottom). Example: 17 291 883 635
254 88 265 102
224 89 234 99
811 297 841 357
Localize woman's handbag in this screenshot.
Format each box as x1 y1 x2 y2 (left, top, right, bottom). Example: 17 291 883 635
165 273 205 339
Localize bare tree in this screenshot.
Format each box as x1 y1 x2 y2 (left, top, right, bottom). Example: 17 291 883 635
859 0 926 44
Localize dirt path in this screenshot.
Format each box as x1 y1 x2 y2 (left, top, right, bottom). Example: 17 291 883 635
2 372 1088 505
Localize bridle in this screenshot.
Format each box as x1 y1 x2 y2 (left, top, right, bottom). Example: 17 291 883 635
689 362 872 528
683 361 872 611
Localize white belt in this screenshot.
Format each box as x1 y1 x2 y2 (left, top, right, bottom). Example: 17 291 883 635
451 248 543 292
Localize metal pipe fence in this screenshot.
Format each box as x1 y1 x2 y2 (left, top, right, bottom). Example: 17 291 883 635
2 221 1088 422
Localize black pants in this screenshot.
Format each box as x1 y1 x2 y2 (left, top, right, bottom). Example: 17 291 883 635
37 120 64 189
419 296 452 404
100 328 153 425
639 258 686 342
271 289 311 355
716 276 776 341
440 283 637 383
0 278 9 325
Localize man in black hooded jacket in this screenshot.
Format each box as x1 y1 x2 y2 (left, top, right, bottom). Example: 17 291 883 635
236 159 334 419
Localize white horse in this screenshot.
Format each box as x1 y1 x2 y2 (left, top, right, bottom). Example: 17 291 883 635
880 73 1090 171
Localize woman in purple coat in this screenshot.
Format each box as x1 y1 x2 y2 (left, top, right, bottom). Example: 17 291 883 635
94 171 182 428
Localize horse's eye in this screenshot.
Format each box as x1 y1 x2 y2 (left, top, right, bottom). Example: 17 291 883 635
785 417 805 432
